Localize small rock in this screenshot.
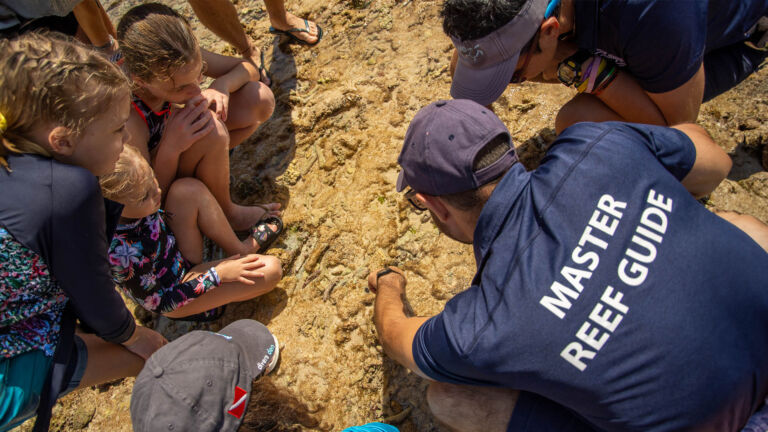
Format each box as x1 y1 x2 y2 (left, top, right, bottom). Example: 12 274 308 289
71 405 96 429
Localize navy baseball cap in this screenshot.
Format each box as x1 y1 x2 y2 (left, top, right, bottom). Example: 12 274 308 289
396 99 517 196
450 0 549 106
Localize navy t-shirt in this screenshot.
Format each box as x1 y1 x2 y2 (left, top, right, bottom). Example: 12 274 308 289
413 122 768 431
574 0 768 93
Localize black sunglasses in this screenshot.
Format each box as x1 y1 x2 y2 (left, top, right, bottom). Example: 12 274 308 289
404 188 427 212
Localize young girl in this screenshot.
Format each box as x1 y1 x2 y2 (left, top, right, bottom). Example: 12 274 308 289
100 145 283 319
117 2 279 231
0 34 165 430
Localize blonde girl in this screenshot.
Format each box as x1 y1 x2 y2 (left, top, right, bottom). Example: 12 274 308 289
100 145 282 320
118 3 279 231
0 33 165 430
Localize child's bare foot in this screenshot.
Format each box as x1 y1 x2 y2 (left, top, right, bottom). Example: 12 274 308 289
227 203 281 231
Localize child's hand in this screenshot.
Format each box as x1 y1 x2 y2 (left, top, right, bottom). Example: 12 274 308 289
121 325 167 360
216 254 267 285
161 97 215 155
202 87 230 122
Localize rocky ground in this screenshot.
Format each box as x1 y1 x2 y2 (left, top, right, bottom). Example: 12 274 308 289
17 0 768 431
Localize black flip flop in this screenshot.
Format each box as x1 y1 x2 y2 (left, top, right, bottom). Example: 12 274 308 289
257 49 272 87
251 216 284 253
268 19 323 46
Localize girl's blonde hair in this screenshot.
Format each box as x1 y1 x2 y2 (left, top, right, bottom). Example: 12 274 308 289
100 144 154 205
117 3 200 85
0 33 130 171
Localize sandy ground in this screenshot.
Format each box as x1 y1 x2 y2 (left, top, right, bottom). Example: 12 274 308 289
16 0 768 431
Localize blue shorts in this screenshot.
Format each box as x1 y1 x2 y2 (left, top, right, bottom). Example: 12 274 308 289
703 42 768 102
0 335 88 431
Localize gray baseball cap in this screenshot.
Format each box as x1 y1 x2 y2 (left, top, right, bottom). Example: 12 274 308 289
396 99 516 196
450 0 548 106
130 320 279 432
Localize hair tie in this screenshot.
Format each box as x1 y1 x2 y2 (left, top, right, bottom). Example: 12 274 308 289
0 112 6 134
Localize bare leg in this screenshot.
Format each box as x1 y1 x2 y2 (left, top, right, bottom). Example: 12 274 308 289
426 382 518 432
225 81 275 148
555 93 624 134
265 0 320 45
176 118 275 230
74 332 144 390
72 0 114 48
715 211 768 252
163 255 282 318
186 0 270 84
165 178 258 264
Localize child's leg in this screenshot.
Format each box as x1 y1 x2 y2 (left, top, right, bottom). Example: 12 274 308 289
162 255 282 319
225 81 275 148
74 332 145 390
165 177 259 264
176 117 278 230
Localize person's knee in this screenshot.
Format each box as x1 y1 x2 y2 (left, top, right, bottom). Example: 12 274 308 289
203 117 230 151
244 81 275 124
258 254 283 288
426 382 453 424
167 177 206 200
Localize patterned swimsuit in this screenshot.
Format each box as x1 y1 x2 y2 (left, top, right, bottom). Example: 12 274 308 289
0 228 66 358
131 96 171 152
108 211 220 314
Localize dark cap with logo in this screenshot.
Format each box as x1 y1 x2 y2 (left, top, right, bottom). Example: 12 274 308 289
396 99 517 196
130 320 279 432
450 0 548 106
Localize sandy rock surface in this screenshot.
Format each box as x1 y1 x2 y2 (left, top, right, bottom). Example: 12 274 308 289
18 0 767 431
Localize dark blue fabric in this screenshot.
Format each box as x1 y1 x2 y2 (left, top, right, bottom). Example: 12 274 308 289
413 122 768 431
574 0 768 94
0 154 136 344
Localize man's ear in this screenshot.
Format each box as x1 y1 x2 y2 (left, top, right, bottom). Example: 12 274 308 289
47 126 75 156
538 17 561 49
419 193 451 223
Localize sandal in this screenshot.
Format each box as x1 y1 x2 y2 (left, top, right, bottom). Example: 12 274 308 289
168 305 227 322
251 216 284 253
257 49 272 87
268 19 323 46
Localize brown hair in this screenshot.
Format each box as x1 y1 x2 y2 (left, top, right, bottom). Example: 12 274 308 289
117 3 200 84
99 144 154 205
237 376 326 432
440 133 512 211
0 32 130 171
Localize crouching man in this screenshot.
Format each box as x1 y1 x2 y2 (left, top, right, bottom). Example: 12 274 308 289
371 99 768 431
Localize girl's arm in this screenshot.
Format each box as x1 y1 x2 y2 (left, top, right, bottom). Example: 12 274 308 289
202 48 260 91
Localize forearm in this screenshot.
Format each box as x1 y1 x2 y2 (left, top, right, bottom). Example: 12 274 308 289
597 71 667 126
152 145 180 195
209 62 259 93
373 282 429 376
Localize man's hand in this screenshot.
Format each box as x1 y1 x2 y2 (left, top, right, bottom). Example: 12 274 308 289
216 254 267 285
121 326 167 360
367 266 406 294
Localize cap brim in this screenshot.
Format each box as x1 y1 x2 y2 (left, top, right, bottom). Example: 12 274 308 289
396 170 407 192
450 53 519 106
219 320 278 378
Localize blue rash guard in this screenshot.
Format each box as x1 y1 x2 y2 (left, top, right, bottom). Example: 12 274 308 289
413 122 768 431
573 0 768 100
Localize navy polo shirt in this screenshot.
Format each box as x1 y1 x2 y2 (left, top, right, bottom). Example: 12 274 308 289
573 0 768 94
413 122 768 431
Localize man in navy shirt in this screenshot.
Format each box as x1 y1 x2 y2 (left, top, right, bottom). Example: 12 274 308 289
444 0 768 131
370 99 768 431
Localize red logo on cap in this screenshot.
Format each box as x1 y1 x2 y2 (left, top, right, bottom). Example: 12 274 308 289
227 386 247 419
